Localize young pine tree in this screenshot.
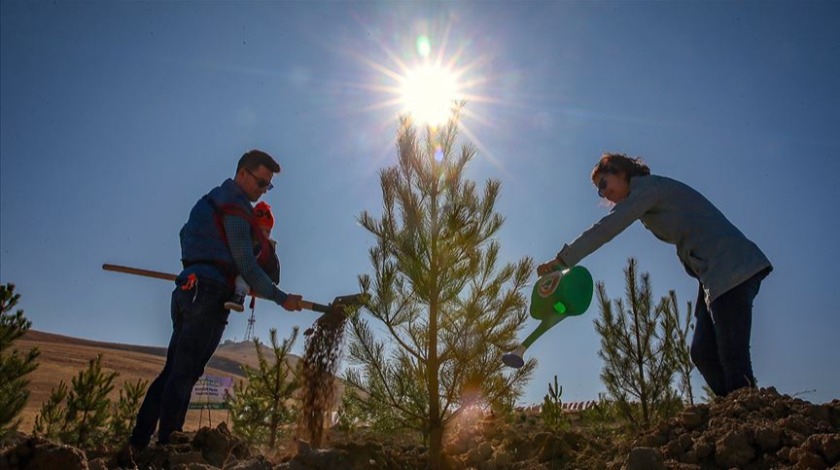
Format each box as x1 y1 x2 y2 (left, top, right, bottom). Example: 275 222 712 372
33 381 69 440
594 258 680 430
108 378 148 446
1 283 40 439
229 328 300 448
347 106 535 469
541 375 569 432
659 290 696 406
62 355 118 448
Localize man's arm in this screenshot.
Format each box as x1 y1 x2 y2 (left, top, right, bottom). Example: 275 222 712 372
223 215 289 305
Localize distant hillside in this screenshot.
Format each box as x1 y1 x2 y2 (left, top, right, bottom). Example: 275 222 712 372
14 329 300 433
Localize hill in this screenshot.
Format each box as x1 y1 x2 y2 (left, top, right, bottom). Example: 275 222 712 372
14 329 297 434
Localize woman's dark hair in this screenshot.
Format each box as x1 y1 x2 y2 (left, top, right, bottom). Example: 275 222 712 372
590 152 650 183
237 149 281 174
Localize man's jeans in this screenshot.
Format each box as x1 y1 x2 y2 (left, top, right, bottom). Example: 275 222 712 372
690 273 762 397
130 277 230 448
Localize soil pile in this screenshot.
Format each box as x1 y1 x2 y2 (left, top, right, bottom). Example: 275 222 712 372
2 386 837 469
631 386 840 470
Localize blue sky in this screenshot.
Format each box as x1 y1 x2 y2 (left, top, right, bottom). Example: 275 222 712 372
2 1 838 406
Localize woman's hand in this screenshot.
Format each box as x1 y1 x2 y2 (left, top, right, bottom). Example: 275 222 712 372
537 258 567 277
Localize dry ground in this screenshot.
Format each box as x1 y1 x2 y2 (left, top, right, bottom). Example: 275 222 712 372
14 329 283 434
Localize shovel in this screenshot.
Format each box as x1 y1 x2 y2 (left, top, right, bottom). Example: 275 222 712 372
102 263 367 323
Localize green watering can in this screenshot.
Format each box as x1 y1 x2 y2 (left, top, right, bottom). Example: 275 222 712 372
502 266 594 368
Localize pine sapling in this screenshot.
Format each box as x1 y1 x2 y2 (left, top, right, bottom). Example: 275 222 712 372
33 381 69 440
108 378 148 446
63 354 118 448
541 375 569 431
0 283 40 439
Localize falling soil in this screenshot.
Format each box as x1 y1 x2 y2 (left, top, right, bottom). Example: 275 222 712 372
298 311 347 448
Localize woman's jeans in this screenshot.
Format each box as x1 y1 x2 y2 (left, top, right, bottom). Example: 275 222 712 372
130 277 230 448
690 272 763 397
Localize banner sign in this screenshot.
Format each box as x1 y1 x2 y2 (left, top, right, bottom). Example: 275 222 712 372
188 375 233 410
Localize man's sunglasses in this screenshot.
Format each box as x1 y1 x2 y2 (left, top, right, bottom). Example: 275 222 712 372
246 169 274 190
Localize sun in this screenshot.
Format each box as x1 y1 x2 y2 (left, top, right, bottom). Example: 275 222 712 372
399 65 461 126
336 23 507 170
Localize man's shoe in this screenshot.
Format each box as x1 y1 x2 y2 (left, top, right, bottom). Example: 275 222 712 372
224 293 246 312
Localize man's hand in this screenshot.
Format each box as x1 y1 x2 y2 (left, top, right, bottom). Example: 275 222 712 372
537 258 567 277
281 294 303 311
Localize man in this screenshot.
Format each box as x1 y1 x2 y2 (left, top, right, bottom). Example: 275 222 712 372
129 149 303 450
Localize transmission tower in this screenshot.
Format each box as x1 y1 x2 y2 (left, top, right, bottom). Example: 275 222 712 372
243 308 256 342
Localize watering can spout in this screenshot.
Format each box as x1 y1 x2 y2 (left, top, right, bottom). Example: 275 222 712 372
502 345 526 369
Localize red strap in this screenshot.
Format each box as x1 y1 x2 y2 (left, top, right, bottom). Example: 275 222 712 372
181 273 197 291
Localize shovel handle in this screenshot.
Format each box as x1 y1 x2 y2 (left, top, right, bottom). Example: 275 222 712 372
300 300 331 313
104 263 345 314
103 263 178 282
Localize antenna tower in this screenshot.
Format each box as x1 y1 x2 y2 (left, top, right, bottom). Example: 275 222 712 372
243 308 256 342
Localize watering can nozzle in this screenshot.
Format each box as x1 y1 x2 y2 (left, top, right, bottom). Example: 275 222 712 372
502 345 526 369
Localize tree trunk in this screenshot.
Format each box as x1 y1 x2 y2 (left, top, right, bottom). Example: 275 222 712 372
269 414 277 448
427 192 444 470
428 415 444 470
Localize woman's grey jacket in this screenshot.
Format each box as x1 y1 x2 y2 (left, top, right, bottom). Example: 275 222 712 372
556 174 772 305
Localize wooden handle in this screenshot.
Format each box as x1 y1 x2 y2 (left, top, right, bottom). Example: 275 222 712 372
102 263 177 281
104 262 334 313
300 299 331 313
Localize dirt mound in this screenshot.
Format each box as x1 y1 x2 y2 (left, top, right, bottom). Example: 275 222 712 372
632 387 840 470
2 387 837 469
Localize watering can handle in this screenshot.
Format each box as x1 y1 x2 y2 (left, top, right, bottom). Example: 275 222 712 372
536 258 567 277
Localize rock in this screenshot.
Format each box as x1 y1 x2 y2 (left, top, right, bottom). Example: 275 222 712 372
692 438 712 459
776 446 793 464
678 407 706 430
294 440 349 469
476 441 493 460
192 423 249 467
714 429 755 468
226 455 275 470
779 415 812 435
790 447 828 470
335 441 385 468
169 450 208 467
466 441 493 465
448 433 475 455
493 449 512 467
4 437 87 470
664 432 693 458
87 457 108 470
170 430 194 445
562 431 586 451
804 433 840 465
625 447 665 470
635 432 666 448
754 424 782 451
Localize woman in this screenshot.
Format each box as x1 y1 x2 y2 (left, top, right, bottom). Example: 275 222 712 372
538 153 772 397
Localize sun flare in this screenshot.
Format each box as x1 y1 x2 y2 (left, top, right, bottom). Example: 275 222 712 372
341 24 507 171
399 65 460 126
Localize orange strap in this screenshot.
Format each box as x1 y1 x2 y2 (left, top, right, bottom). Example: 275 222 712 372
181 273 198 291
